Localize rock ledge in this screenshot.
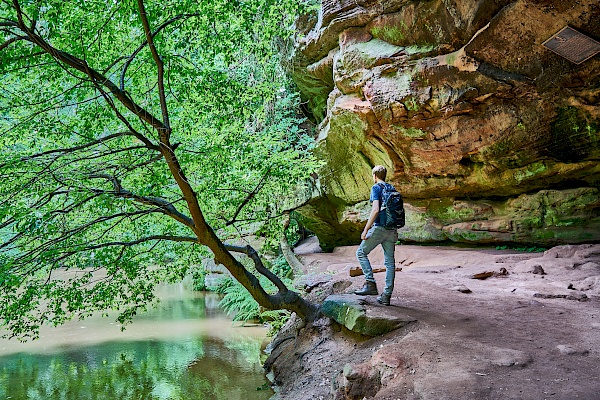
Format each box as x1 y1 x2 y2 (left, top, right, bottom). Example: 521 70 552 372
321 294 416 336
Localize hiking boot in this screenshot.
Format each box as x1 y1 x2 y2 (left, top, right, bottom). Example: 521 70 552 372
354 281 378 296
377 293 391 306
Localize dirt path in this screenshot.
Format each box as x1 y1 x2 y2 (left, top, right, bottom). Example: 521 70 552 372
265 240 600 400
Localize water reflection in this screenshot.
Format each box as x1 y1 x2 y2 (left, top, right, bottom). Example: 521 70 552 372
0 287 273 400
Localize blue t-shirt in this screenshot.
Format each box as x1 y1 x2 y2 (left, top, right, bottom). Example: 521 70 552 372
370 182 394 226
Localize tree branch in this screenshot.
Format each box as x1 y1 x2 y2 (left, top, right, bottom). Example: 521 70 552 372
85 235 198 249
22 132 141 160
137 0 170 133
26 234 198 278
49 236 198 267
0 81 85 112
89 173 195 229
224 244 289 293
10 1 167 135
0 91 107 138
0 21 18 28
0 36 19 51
120 13 200 91
226 166 271 226
280 212 304 277
9 209 159 268
83 68 159 151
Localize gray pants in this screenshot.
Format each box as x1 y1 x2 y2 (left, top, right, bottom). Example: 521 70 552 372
356 226 398 295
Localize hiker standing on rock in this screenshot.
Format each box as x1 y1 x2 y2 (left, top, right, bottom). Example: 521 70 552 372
354 165 404 305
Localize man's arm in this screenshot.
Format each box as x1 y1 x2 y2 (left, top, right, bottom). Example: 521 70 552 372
361 200 380 240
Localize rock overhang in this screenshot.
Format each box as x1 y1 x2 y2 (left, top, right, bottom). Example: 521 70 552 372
289 0 600 250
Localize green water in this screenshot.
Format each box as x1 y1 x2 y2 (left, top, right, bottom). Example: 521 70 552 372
0 286 273 400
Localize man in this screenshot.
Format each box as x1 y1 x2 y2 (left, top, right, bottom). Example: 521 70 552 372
354 165 398 305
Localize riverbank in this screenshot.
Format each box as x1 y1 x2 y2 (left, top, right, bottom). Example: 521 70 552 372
265 240 600 399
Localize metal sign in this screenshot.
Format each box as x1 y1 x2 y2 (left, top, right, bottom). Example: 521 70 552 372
542 26 600 64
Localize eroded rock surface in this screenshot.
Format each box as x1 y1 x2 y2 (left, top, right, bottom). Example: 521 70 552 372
321 294 416 336
291 0 600 250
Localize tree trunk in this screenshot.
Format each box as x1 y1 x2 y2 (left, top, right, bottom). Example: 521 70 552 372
281 213 305 278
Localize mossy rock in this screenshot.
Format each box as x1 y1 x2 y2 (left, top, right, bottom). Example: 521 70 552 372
546 107 600 163
321 295 416 337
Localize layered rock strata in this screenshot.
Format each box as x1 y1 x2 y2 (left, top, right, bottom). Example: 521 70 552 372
292 0 600 250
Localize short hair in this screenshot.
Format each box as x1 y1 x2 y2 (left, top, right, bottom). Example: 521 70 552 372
372 165 387 181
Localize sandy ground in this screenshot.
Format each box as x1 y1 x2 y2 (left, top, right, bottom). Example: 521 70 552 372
265 238 600 400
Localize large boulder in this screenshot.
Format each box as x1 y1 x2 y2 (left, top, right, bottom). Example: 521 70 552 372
291 0 600 250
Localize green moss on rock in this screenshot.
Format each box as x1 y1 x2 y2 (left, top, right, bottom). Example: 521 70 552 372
434 204 476 223
316 104 394 203
548 107 600 162
404 44 436 56
292 69 333 122
513 162 548 184
444 228 494 243
396 125 427 138
370 24 407 43
321 295 416 336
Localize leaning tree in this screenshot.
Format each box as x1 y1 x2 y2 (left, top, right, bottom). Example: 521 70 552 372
0 0 320 340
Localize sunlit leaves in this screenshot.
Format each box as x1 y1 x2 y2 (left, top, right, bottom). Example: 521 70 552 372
0 0 318 340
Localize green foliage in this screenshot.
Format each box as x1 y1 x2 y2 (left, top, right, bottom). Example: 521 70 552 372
495 245 546 253
260 309 292 336
0 0 318 340
191 265 208 291
284 212 309 247
220 279 291 336
206 274 234 294
255 212 314 254
219 282 262 323
371 25 406 43
269 255 293 278
218 257 293 334
199 255 291 328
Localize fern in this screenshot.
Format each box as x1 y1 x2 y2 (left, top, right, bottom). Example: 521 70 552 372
210 276 234 294
259 309 291 336
207 249 296 334
269 255 292 278
219 272 294 334
220 282 261 323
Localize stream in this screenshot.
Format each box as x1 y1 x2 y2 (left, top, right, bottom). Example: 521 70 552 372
0 283 274 400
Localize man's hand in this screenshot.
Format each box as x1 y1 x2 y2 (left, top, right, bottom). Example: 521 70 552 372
361 228 369 241
361 199 380 241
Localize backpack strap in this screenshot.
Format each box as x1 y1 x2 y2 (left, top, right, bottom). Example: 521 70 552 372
376 182 386 210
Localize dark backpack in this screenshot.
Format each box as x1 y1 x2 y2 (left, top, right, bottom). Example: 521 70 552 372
377 183 405 229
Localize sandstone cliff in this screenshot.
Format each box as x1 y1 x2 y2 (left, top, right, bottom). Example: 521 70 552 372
291 0 600 250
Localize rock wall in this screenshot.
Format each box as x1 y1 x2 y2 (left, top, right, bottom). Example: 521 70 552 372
291 0 600 250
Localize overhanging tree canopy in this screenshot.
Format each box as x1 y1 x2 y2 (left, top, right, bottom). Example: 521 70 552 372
0 0 320 340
